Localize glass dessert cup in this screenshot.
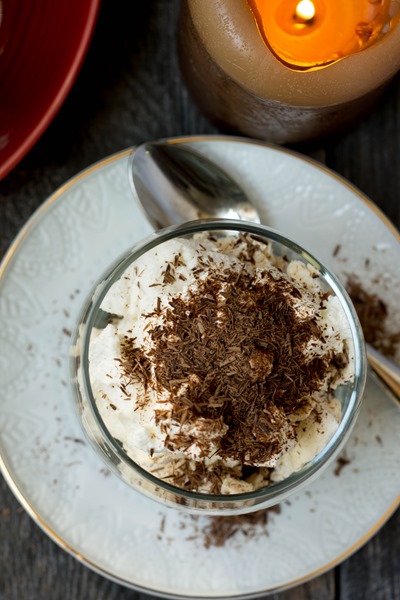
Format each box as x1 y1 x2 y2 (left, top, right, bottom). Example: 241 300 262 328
72 219 367 515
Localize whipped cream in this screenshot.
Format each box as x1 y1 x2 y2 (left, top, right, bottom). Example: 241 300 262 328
88 232 354 494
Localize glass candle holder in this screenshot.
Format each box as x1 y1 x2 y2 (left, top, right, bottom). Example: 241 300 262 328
72 219 366 515
178 0 400 144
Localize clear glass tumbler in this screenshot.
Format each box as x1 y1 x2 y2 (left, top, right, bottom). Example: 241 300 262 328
72 219 366 515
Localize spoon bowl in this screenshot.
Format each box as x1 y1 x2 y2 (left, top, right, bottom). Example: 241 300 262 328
129 141 260 229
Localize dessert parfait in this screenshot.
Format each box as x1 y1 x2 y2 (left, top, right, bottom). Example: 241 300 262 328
73 220 366 513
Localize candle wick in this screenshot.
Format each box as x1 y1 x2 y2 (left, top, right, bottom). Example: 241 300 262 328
292 13 315 25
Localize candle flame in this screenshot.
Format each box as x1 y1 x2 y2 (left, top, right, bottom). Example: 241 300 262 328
295 0 316 22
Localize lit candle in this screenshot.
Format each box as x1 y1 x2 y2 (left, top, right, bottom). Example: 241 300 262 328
248 0 392 68
178 0 400 143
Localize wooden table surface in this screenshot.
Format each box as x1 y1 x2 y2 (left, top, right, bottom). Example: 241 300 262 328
0 2 399 599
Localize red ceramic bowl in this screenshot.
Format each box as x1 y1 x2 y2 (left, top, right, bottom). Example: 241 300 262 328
0 0 100 180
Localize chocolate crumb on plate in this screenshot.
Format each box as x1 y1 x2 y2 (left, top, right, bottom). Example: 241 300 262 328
201 506 281 548
165 506 282 549
346 277 400 357
334 454 351 477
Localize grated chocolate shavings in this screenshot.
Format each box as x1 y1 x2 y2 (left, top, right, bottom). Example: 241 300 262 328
183 506 281 548
346 277 400 357
117 237 344 492
202 507 279 548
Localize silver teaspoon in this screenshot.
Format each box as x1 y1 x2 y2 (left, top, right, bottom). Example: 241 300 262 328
129 140 400 405
128 141 260 229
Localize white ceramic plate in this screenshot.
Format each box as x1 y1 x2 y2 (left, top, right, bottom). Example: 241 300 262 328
0 136 399 599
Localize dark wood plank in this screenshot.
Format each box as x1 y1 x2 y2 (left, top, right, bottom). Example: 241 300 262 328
0 1 399 599
338 509 400 600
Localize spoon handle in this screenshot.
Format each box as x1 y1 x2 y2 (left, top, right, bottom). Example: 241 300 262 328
366 343 400 406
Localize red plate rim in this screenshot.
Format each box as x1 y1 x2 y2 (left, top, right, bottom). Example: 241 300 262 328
0 0 101 180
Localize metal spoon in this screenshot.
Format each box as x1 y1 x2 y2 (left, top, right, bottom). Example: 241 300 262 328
128 141 260 229
366 344 400 405
129 140 400 405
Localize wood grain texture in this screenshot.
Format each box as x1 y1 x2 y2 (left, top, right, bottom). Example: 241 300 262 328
0 1 399 599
